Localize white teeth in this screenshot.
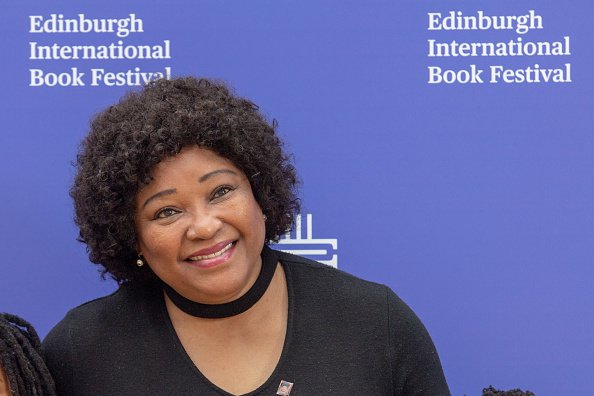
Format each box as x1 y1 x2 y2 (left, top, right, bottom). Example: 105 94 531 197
188 242 233 261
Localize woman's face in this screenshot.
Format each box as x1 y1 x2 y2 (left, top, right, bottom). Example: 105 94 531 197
135 146 266 304
0 364 9 396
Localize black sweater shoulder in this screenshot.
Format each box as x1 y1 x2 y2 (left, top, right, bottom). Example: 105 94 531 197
276 250 450 395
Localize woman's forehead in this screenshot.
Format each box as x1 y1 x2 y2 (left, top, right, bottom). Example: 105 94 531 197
153 146 241 177
137 146 246 197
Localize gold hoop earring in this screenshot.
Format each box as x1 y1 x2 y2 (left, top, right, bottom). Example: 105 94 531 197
136 255 145 267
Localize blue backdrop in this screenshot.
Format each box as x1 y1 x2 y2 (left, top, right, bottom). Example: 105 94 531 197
1 1 593 394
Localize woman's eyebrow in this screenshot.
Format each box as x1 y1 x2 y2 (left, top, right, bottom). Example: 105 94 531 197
142 169 237 208
198 169 238 183
142 188 176 208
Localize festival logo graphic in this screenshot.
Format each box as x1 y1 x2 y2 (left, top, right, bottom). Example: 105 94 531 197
271 214 338 268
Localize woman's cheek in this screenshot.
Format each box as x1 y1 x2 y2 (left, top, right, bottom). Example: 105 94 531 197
140 225 180 258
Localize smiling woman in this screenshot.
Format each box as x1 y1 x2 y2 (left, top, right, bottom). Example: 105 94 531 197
42 77 450 395
134 146 267 306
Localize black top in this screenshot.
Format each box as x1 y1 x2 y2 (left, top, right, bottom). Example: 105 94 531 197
42 249 450 395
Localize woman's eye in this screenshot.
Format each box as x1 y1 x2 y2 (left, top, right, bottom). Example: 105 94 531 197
212 186 233 200
155 208 179 219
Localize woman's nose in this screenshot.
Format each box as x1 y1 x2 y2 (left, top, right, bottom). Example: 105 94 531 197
185 211 222 240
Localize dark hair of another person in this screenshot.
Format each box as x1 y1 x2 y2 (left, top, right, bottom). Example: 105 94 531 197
71 77 299 283
0 313 56 396
481 385 535 396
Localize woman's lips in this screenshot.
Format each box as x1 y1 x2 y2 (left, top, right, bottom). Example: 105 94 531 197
187 240 236 258
185 241 236 268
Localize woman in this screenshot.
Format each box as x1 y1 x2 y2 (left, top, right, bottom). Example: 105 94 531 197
0 313 56 395
43 77 450 395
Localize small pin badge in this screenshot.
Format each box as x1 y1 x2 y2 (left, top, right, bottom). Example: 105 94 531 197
276 380 294 395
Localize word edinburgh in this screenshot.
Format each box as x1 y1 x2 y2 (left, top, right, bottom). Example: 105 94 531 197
428 10 543 35
30 14 143 38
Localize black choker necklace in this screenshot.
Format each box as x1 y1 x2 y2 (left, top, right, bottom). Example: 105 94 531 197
163 247 277 319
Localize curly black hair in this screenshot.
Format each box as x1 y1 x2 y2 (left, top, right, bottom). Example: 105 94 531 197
482 385 535 396
71 77 299 283
0 313 56 395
